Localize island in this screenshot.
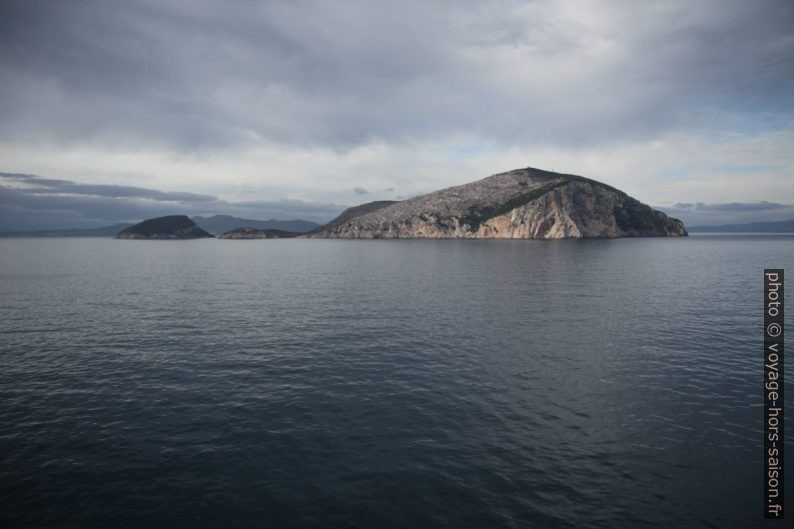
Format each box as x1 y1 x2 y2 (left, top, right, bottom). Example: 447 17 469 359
116 215 214 239
307 167 687 239
217 227 300 239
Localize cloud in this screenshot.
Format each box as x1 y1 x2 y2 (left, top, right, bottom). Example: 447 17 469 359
0 1 792 212
0 173 345 231
0 172 216 202
0 0 792 151
2 125 793 219
657 201 794 226
671 201 790 212
351 187 369 195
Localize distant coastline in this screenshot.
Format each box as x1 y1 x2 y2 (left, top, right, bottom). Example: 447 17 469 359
0 224 133 237
686 219 794 233
1 215 321 238
4 217 792 238
3 196 792 239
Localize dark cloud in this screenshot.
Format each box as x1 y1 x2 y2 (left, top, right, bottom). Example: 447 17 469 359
351 187 369 195
0 0 792 151
0 173 345 230
1 172 216 202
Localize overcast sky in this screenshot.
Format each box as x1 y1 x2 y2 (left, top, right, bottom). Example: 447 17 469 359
1 0 793 229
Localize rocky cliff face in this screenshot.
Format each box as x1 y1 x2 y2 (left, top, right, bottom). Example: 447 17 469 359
116 215 214 239
309 167 687 239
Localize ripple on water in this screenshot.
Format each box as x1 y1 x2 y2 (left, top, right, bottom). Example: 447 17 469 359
0 235 792 528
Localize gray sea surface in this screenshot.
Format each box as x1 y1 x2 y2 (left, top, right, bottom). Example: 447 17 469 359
1 234 792 528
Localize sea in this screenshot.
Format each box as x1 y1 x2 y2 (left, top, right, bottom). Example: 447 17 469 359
0 234 792 528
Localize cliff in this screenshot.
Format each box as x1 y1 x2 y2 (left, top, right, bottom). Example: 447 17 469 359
309 167 687 239
217 227 300 239
116 215 214 239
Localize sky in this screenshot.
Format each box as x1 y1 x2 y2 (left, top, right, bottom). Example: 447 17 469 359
1 0 793 229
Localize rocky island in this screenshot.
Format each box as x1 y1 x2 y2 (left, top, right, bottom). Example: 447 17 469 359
116 215 214 239
308 167 687 239
217 227 300 239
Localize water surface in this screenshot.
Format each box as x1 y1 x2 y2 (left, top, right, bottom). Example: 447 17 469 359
1 235 792 528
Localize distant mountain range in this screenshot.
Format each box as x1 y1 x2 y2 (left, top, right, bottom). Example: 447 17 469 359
687 219 794 233
0 223 133 237
191 215 319 234
0 215 321 237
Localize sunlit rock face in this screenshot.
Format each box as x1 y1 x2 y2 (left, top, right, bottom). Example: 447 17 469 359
309 167 687 239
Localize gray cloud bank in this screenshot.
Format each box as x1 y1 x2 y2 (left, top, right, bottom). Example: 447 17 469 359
0 173 344 230
1 0 792 152
658 202 794 226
